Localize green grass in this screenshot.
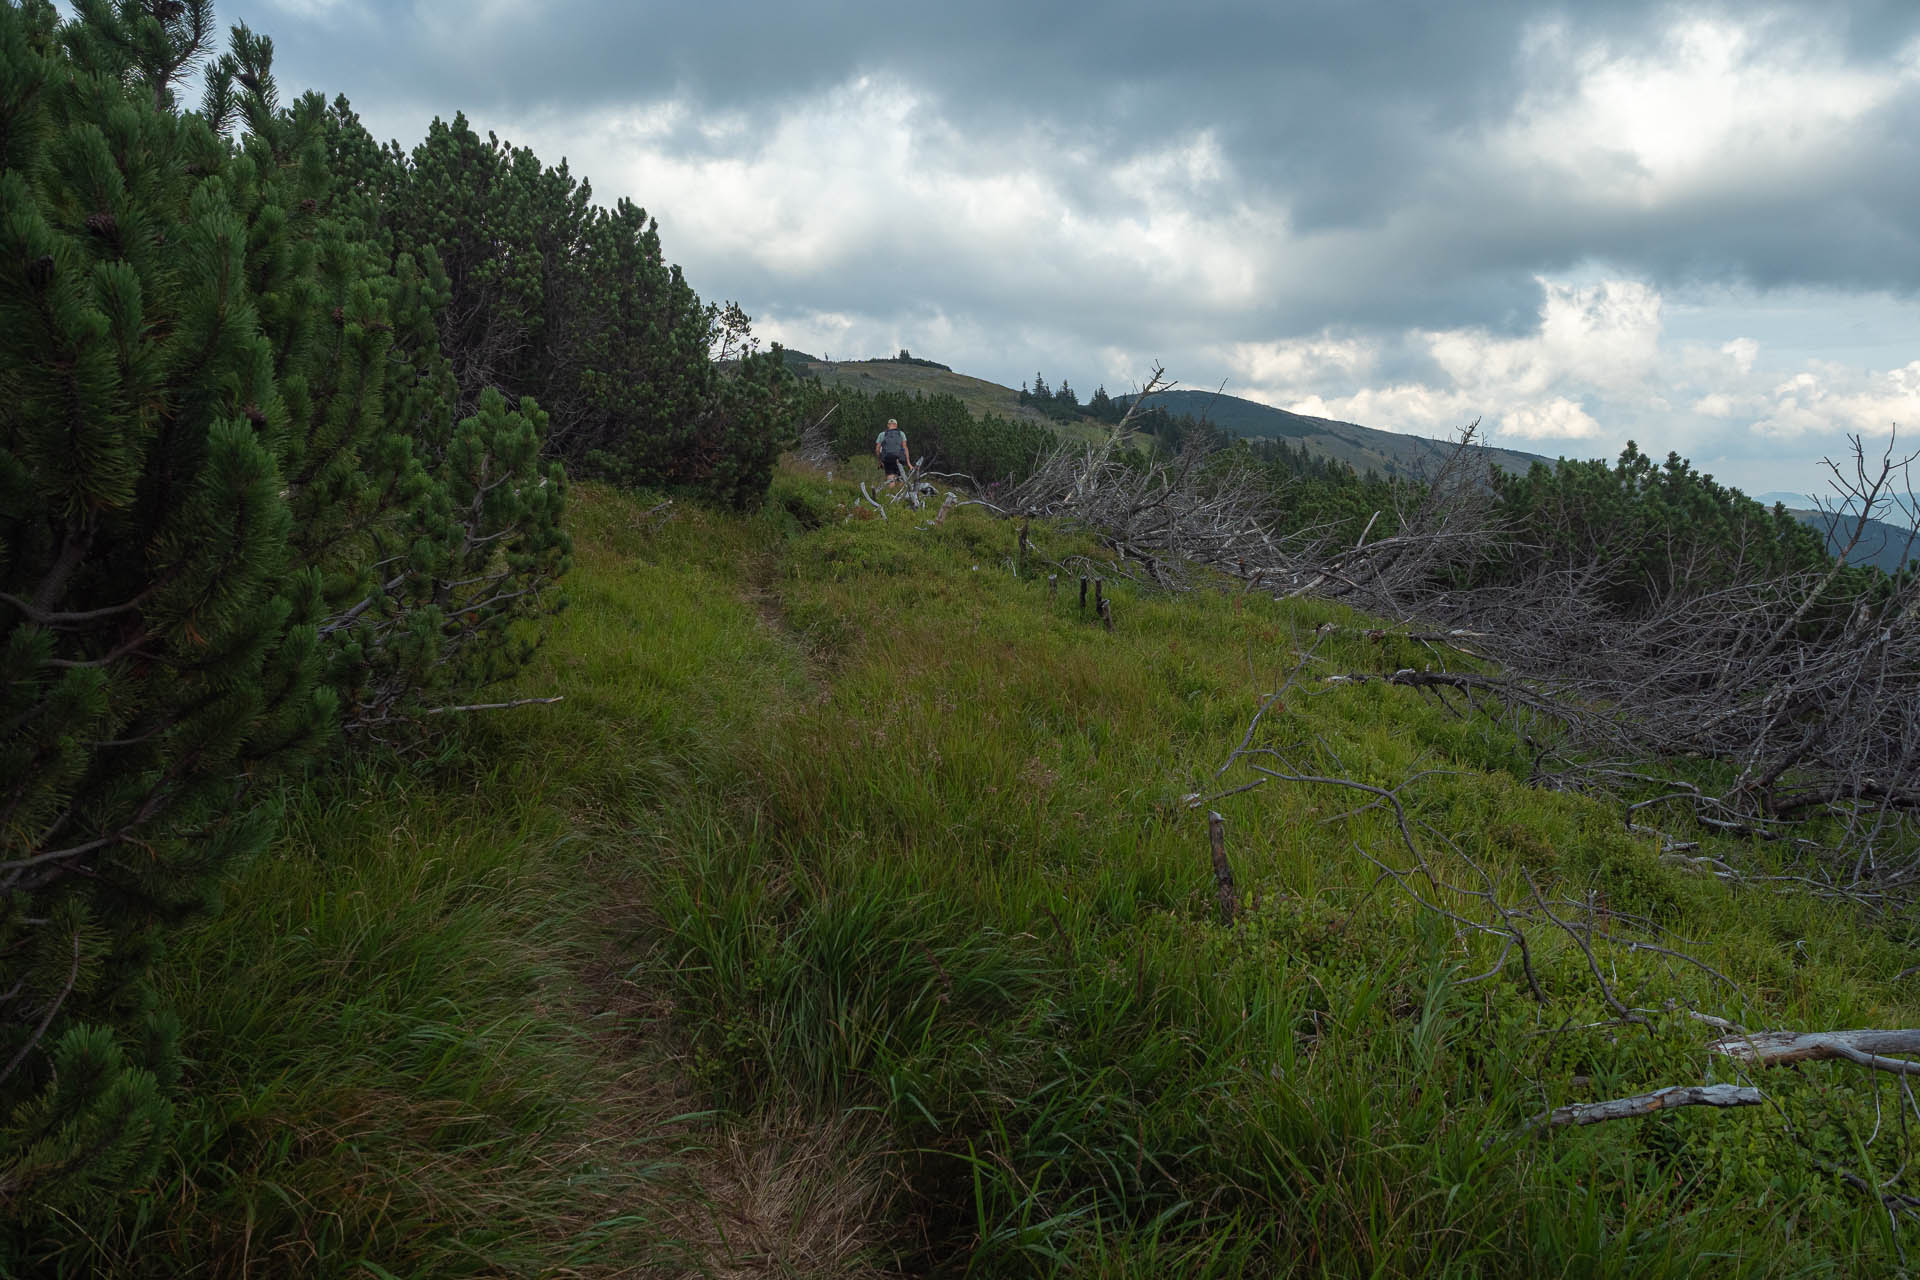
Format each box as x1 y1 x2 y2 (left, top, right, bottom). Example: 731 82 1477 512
647 470 1915 1276
38 467 1920 1276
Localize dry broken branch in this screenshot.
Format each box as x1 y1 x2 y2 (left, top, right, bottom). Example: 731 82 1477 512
1534 1083 1763 1129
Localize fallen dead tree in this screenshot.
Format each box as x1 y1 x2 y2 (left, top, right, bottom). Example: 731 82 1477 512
968 363 1920 891
1140 416 1920 1231
1295 433 1920 895
1203 651 1920 1225
1355 440 1920 894
979 368 1298 591
1201 643 1735 1008
792 403 841 469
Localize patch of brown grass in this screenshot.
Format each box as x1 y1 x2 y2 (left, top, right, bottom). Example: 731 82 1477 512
649 1113 900 1280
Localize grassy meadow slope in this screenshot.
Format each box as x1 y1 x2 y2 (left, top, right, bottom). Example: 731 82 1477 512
46 471 1920 1276
797 358 1547 474
799 359 1059 426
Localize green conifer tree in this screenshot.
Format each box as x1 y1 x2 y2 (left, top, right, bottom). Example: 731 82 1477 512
306 97 572 734
2 6 571 1245
0 0 332 1230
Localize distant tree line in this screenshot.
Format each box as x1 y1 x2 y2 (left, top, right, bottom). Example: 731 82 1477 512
0 0 795 1240
1022 370 1142 425
1090 393 1859 606
875 348 951 371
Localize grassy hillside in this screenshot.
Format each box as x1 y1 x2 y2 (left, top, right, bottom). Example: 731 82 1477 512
798 358 1065 430
42 470 1920 1276
797 359 1550 476
1132 388 1551 478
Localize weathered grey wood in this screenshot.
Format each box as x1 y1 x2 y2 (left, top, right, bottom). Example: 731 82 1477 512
1048 574 1058 602
1538 1083 1762 1128
1711 1028 1920 1075
1100 597 1113 632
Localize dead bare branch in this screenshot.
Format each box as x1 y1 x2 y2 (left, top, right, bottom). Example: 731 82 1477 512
1533 1083 1763 1128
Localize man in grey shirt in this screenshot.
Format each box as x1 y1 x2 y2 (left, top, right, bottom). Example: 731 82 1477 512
875 419 912 486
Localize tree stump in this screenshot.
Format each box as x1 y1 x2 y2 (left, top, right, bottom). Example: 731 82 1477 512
1208 811 1237 925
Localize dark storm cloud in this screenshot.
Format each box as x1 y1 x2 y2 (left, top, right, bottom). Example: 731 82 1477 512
211 0 1920 492
274 0 1600 195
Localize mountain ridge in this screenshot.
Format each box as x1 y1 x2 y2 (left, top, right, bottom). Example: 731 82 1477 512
1123 388 1551 479
788 353 1550 474
782 355 1920 571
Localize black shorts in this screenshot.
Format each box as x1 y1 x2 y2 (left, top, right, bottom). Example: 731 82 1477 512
882 455 903 476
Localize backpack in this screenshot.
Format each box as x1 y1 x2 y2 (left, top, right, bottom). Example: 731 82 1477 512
880 427 906 459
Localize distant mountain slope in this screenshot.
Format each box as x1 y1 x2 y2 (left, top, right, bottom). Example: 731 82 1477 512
1791 507 1920 573
1732 491 1916 572
1129 389 1551 478
792 359 1551 466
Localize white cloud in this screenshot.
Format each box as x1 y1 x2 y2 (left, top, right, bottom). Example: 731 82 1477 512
492 76 1273 323
751 307 860 358
1259 275 1916 462
1501 15 1909 206
1231 281 1661 444
1278 276 1661 444
267 0 360 15
1499 397 1603 440
1425 278 1662 401
1224 334 1377 388
1286 385 1481 437
1753 361 1920 439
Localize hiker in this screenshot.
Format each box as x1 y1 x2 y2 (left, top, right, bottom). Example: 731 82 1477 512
875 418 912 486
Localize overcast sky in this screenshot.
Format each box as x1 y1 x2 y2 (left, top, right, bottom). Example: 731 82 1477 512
220 0 1920 498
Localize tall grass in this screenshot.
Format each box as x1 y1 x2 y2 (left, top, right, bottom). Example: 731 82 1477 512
644 468 1918 1276
34 468 1919 1276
